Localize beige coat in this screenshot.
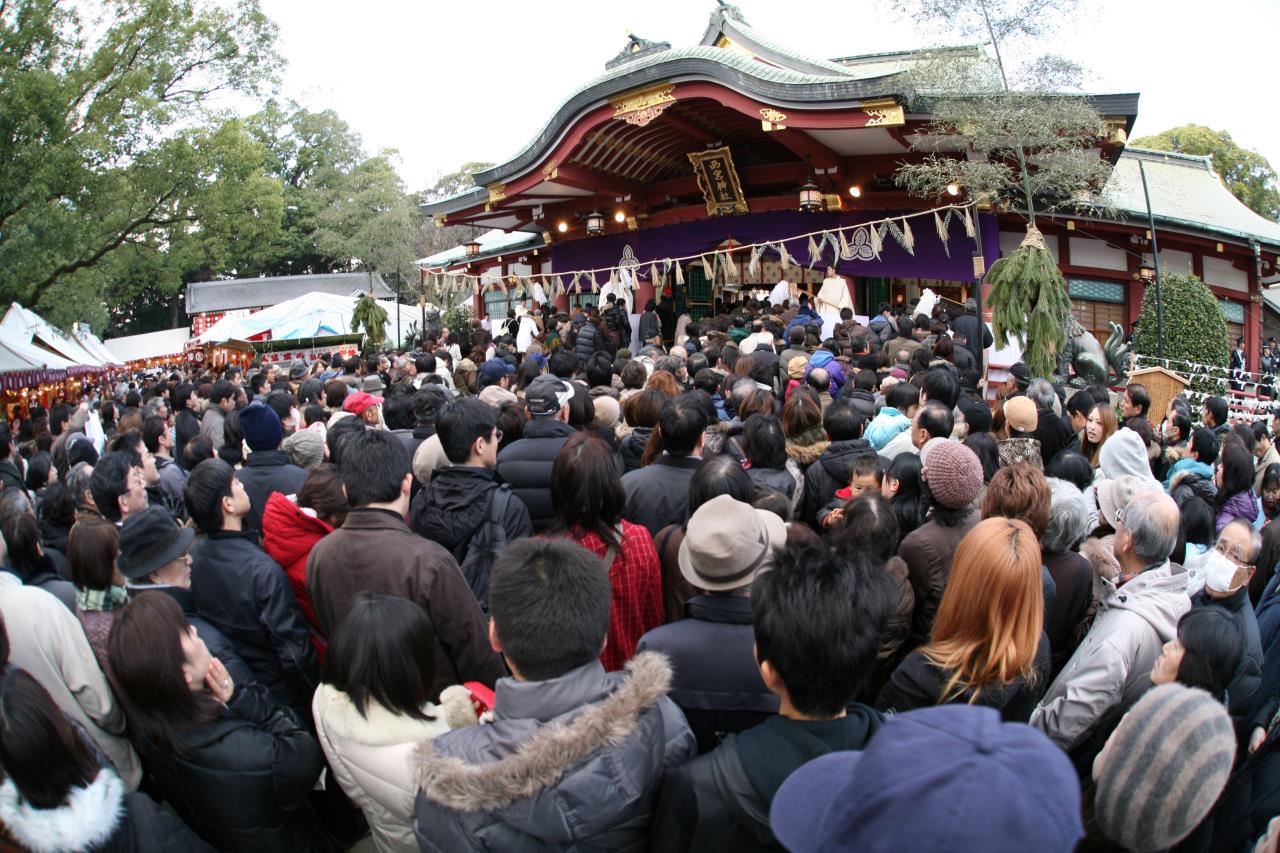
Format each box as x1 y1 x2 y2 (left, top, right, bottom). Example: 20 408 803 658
0 573 141 789
313 684 454 853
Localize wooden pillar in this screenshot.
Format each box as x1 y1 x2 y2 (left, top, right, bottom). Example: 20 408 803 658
1248 253 1261 374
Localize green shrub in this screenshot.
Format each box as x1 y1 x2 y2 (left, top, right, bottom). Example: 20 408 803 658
1132 272 1228 397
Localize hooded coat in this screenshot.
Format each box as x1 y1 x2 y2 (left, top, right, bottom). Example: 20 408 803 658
1217 488 1260 534
800 438 879 527
260 492 333 657
409 466 531 568
804 349 846 395
1030 561 1191 750
1099 429 1159 485
615 426 653 475
412 653 695 852
0 769 213 853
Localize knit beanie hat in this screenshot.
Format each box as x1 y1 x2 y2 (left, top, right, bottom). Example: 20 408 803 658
922 440 983 508
239 402 282 452
1094 684 1235 852
788 356 808 380
281 428 324 469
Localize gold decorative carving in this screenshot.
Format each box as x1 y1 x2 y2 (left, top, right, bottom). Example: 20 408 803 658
610 83 675 127
433 214 447 227
487 183 506 203
688 146 749 216
541 160 559 181
760 108 788 131
861 97 905 127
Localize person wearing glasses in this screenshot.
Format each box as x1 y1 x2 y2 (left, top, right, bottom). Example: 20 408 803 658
1189 519 1264 715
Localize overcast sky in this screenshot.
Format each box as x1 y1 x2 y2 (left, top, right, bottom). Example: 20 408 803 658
259 0 1280 198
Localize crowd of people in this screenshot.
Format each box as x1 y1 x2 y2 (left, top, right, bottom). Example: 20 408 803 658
0 291 1278 852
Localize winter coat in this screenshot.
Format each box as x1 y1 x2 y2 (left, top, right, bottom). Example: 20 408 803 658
260 492 332 657
0 769 213 853
138 684 324 853
313 684 452 853
880 428 919 462
235 450 309 534
1033 406 1074 468
198 406 226 451
622 454 702 538
412 653 696 852
805 349 846 395
306 508 505 699
154 455 187 505
899 510 982 651
1191 586 1263 715
783 433 828 472
800 439 879 527
615 426 652 474
1165 457 1213 491
570 522 664 673
840 387 877 422
494 418 575 532
639 310 661 345
1217 489 1259 534
873 556 917 694
574 319 602 363
190 531 319 719
1030 561 1191 750
1043 549 1094 676
950 310 992 369
747 463 802 510
651 708 882 853
635 595 778 754
875 634 1052 722
128 584 257 689
409 465 531 575
175 408 201 467
1257 443 1280 493
865 407 911 451
1170 465 1217 508
0 459 25 494
0 572 141 790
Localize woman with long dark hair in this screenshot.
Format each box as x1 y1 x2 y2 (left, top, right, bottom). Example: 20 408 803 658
878 517 1050 721
0 633 211 851
107 592 325 852
314 593 464 852
550 433 662 671
741 414 802 512
882 452 927 537
69 517 125 672
1216 438 1260 533
1150 606 1243 702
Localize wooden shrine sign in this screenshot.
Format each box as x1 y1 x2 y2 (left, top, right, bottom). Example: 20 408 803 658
688 146 749 216
1127 365 1190 430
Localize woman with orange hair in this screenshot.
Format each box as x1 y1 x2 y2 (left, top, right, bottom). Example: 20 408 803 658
875 516 1051 721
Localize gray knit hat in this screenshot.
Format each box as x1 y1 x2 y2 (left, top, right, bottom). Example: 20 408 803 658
281 428 324 470
1094 684 1235 852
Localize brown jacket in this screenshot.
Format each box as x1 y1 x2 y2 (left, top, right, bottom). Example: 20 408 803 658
306 508 505 697
898 509 981 651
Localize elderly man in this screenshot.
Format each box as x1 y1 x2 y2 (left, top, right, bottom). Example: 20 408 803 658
1192 519 1264 715
1031 490 1190 752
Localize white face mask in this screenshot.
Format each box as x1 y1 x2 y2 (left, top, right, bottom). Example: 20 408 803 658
1202 550 1240 594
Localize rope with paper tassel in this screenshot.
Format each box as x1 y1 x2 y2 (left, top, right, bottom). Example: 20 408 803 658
417 202 975 299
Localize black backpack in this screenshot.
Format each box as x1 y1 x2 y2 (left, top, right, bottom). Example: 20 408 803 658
457 487 515 613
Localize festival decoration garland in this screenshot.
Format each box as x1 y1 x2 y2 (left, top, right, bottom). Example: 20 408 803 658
421 202 978 305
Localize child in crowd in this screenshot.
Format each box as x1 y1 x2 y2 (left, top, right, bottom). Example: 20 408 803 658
819 455 883 528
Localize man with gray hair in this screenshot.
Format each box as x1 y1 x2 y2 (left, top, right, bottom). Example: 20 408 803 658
1191 518 1263 714
1043 478 1095 673
1031 489 1190 751
1028 378 1072 468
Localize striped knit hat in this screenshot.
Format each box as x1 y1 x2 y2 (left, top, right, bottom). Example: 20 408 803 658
1094 684 1235 852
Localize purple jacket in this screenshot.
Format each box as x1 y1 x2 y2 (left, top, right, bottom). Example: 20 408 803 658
1216 490 1259 534
805 349 847 395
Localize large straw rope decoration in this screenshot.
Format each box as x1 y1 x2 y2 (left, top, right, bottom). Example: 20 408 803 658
420 202 976 300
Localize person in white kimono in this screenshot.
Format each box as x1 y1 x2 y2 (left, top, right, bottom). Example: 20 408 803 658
815 266 853 340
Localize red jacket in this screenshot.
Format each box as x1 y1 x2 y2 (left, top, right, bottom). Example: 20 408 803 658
571 521 664 672
261 491 332 659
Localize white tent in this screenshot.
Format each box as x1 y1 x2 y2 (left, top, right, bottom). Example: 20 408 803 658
0 304 115 366
103 327 192 364
192 291 420 348
0 325 78 371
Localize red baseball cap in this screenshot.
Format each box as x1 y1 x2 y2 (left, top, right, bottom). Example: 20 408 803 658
342 391 384 415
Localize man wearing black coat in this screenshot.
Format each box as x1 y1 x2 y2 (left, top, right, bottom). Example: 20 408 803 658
172 383 201 469
950 298 993 371
234 403 308 535
186 458 318 721
494 376 577 532
622 393 709 537
801 399 877 527
652 539 886 851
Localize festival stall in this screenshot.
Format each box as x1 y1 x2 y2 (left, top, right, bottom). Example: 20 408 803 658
191 291 419 351
103 327 193 372
0 304 118 414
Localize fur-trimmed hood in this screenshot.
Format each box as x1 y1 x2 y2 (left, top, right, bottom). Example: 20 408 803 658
0 769 123 853
786 435 829 466
414 652 673 814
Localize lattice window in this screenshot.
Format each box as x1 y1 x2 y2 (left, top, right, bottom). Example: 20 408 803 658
482 289 508 321
1219 299 1245 324
1068 278 1126 304
1072 299 1127 348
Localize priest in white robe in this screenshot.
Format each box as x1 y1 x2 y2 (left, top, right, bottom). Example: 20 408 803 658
815 266 853 340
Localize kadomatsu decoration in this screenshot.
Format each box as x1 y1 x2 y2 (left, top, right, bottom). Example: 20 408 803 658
985 226 1071 379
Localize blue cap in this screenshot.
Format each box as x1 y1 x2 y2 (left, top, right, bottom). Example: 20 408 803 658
479 358 516 385
770 705 1082 853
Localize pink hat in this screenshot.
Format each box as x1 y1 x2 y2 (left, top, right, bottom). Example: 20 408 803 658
922 441 984 509
342 391 383 415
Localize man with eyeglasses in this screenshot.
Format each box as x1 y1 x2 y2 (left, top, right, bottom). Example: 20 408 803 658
1031 490 1191 753
410 397 530 612
1191 519 1264 715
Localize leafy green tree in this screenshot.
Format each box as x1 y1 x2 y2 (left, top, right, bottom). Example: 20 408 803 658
892 0 1108 377
1132 273 1229 397
1132 125 1280 221
0 0 280 309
